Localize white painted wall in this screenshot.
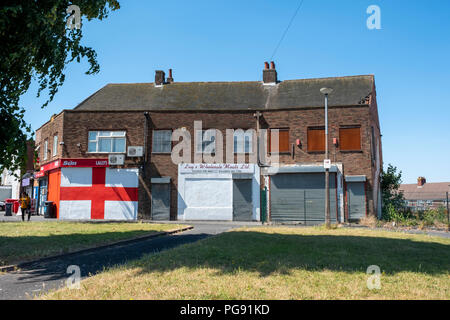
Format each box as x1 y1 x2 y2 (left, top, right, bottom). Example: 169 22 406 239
59 200 91 220
104 201 138 220
177 164 260 221
1 169 20 199
61 167 92 187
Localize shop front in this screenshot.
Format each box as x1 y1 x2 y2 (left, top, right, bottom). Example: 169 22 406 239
35 159 139 220
263 164 345 224
177 163 260 221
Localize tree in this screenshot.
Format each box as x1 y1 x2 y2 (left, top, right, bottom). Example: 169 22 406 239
381 164 405 215
0 0 120 175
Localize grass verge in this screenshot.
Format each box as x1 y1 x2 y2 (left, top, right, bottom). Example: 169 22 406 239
0 221 184 266
43 226 450 300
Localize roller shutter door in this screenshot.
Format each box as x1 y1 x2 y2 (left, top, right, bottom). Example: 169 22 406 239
151 183 171 220
233 179 253 221
347 182 366 220
270 173 337 223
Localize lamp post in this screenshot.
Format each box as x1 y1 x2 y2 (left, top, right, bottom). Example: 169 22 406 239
320 87 334 228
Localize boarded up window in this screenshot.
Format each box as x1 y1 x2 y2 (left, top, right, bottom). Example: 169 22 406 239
340 127 361 151
269 129 290 153
307 127 325 152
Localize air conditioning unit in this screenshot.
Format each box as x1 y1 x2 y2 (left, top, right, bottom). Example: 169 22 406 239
108 154 125 166
127 146 144 157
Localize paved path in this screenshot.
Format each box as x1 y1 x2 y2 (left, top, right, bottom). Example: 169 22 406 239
0 222 258 300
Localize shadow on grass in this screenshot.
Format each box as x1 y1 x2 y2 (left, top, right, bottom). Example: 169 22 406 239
0 232 209 286
0 229 170 266
133 231 450 277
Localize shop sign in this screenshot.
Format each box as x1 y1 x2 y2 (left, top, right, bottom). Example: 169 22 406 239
36 158 109 176
180 163 254 174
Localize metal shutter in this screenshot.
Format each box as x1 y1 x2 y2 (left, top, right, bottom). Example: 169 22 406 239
347 182 366 220
270 173 337 223
233 179 253 221
151 183 170 220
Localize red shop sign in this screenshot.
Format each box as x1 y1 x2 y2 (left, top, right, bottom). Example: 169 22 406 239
37 158 109 174
60 159 109 168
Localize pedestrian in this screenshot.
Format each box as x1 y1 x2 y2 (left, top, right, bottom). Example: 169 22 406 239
19 192 31 221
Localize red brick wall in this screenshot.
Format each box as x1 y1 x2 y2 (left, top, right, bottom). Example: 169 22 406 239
37 103 382 219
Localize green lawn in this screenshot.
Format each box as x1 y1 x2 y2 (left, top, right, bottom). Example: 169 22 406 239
0 221 185 266
43 226 450 300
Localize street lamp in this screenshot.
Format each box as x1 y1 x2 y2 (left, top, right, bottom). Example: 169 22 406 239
320 87 334 228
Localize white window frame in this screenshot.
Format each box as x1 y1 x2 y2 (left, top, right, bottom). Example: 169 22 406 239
88 131 126 153
233 129 253 154
52 135 58 157
196 129 216 154
152 130 172 154
43 140 48 160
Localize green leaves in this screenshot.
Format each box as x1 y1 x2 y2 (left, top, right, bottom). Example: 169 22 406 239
381 164 405 216
0 0 120 173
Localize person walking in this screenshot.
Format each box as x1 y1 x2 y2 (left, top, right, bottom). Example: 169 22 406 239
19 192 31 221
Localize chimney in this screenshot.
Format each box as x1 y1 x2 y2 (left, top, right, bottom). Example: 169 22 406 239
155 70 165 86
263 61 277 84
417 177 426 187
166 69 174 83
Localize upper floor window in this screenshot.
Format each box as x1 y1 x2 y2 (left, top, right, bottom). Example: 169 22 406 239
339 126 361 151
152 130 172 153
307 127 325 152
52 135 58 157
268 128 290 153
234 130 253 154
43 140 48 160
88 131 126 153
196 129 216 154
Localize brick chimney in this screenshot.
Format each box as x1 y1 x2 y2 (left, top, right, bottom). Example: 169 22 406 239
263 61 277 84
155 70 165 86
417 177 426 187
166 69 174 83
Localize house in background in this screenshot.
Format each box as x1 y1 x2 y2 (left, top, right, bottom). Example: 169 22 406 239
0 140 35 202
34 63 383 223
400 177 450 211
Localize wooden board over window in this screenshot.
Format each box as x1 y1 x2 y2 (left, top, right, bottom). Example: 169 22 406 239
339 127 361 151
269 129 290 153
307 127 325 152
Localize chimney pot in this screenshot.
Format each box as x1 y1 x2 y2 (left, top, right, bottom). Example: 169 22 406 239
167 68 174 83
155 70 165 85
263 61 278 84
417 177 426 187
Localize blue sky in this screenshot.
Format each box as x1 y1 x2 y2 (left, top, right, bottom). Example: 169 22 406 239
20 0 450 184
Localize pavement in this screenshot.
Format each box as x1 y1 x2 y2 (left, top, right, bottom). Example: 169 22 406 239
0 221 259 300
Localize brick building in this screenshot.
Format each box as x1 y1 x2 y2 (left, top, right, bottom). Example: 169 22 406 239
400 177 450 211
34 63 383 222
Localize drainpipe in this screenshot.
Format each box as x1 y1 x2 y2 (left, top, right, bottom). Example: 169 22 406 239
253 111 270 168
143 112 150 177
254 111 271 224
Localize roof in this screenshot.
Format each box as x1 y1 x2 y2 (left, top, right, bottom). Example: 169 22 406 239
399 183 450 200
73 75 375 112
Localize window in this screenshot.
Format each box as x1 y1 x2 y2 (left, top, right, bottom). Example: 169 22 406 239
152 130 172 153
88 131 126 153
339 127 361 151
52 135 58 157
196 129 216 153
234 130 253 153
268 129 290 153
43 140 48 160
307 127 325 152
426 200 433 206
